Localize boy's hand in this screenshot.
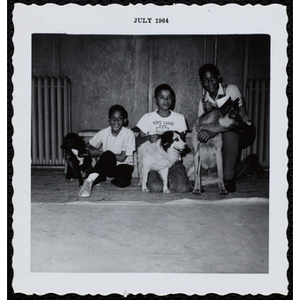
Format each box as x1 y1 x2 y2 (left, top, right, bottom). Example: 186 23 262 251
149 134 160 143
197 130 216 143
88 148 103 157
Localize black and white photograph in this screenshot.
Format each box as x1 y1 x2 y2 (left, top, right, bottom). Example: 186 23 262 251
30 33 270 273
10 2 289 297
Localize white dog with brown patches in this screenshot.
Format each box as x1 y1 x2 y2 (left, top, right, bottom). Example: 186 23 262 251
138 131 187 193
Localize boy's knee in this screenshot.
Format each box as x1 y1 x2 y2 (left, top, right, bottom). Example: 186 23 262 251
222 131 239 147
147 170 163 193
169 181 189 193
112 165 134 188
101 150 115 159
148 182 163 193
168 163 189 193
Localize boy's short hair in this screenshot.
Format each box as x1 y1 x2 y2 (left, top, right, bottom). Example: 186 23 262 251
198 63 221 80
109 104 128 118
108 105 129 126
154 84 176 99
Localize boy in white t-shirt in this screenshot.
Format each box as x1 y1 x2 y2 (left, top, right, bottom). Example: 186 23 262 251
79 105 136 198
136 84 189 193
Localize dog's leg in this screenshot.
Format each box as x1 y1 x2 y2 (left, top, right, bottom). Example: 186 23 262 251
66 151 84 186
158 168 170 194
65 164 75 181
215 149 228 195
137 153 142 187
81 156 92 179
191 126 202 195
141 165 150 192
193 146 202 195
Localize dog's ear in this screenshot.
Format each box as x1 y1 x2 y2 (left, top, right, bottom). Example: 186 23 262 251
177 131 185 142
231 98 240 111
220 97 232 116
228 99 243 122
160 131 174 152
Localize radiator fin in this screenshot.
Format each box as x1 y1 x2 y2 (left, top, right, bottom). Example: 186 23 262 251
31 76 71 165
242 79 270 169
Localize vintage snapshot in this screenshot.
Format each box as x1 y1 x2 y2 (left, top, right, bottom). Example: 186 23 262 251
11 3 289 297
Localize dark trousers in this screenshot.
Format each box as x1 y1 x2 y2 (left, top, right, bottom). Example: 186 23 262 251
92 151 134 187
222 124 256 181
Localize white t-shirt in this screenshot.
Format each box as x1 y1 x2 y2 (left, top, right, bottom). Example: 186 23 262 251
136 110 187 135
89 126 135 166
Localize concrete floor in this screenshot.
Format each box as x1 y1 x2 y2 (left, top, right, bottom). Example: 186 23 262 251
31 167 269 273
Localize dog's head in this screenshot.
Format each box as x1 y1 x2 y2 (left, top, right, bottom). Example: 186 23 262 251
219 98 243 130
160 131 187 153
61 132 87 156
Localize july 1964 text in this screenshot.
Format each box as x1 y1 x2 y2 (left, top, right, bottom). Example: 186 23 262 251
134 18 169 23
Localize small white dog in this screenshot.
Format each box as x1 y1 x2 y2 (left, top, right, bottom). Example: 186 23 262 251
138 131 187 193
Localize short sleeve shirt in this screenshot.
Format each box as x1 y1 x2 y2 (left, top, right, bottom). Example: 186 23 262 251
89 126 136 165
136 110 187 135
198 83 243 117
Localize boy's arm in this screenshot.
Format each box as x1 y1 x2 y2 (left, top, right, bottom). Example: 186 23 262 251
86 142 104 157
115 151 127 162
140 131 161 144
136 130 149 147
136 130 160 145
136 114 160 144
197 130 217 143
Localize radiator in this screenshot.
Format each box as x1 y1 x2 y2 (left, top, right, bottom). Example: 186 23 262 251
242 79 270 169
31 76 71 165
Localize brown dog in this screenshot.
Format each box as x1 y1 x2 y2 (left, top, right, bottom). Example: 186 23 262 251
191 99 242 195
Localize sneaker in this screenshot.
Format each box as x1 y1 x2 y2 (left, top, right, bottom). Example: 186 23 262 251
79 180 93 198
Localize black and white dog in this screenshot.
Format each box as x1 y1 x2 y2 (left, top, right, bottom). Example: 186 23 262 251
138 131 188 194
61 132 92 186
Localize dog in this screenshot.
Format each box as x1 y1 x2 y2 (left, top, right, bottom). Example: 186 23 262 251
138 131 187 194
191 99 242 195
60 132 92 186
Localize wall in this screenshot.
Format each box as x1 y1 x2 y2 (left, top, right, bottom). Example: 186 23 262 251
32 34 270 132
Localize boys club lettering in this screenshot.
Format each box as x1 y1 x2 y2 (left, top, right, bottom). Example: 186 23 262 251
153 120 174 134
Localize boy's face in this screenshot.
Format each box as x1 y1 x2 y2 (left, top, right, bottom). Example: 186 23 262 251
155 89 174 110
200 70 220 94
108 110 126 134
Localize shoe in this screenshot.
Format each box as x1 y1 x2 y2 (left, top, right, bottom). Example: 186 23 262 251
79 180 93 197
255 163 265 179
247 154 265 178
224 178 236 193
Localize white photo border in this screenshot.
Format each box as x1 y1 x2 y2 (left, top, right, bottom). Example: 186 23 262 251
10 2 290 297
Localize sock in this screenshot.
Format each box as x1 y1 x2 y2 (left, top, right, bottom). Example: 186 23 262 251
86 173 99 182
